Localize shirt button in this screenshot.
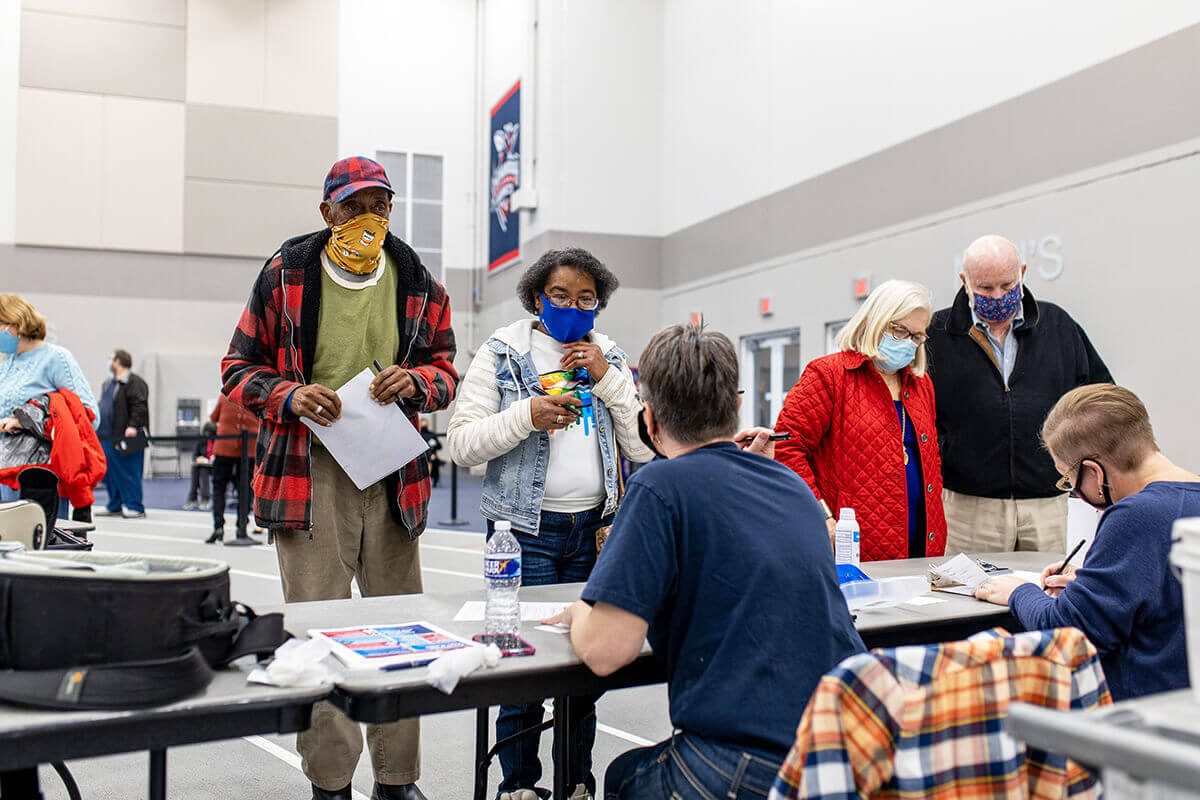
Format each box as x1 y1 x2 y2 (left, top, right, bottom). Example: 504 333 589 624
904 391 909 398
926 484 933 493
928 531 935 541
921 433 928 443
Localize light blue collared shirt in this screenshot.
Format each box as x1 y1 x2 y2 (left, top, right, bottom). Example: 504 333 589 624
972 303 1025 386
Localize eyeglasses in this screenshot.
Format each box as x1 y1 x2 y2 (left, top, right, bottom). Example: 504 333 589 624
543 292 599 311
887 322 928 346
1056 456 1100 493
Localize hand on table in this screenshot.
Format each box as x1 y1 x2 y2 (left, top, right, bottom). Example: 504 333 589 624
542 600 589 629
734 427 775 459
0 416 22 434
530 394 584 431
973 575 1034 606
370 366 417 404
559 341 609 382
290 384 341 427
1040 562 1077 598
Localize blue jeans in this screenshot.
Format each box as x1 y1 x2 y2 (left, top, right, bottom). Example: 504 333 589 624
489 507 609 799
605 733 784 800
101 441 144 514
0 482 70 518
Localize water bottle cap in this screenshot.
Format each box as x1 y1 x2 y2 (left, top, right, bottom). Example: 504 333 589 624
839 508 855 521
495 520 511 532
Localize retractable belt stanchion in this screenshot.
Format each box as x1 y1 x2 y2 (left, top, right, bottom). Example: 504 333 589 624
225 430 260 547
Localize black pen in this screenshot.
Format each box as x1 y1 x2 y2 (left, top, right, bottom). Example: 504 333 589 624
372 359 407 409
737 432 791 444
1050 539 1087 578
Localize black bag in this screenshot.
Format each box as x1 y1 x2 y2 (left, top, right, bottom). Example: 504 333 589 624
0 551 289 710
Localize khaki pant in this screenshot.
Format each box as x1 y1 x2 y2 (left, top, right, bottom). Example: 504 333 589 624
943 488 1068 554
276 445 423 791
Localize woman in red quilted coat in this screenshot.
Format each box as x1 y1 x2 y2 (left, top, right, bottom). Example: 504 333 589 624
775 280 947 561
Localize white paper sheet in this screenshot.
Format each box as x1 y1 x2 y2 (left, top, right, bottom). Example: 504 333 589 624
535 623 571 635
453 601 569 622
1066 497 1100 565
904 596 948 606
300 369 429 490
930 553 991 590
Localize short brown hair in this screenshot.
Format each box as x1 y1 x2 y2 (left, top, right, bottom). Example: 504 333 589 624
1041 384 1158 472
0 294 47 340
638 324 739 445
112 349 133 369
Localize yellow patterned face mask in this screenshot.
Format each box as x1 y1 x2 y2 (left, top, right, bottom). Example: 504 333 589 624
325 213 388 275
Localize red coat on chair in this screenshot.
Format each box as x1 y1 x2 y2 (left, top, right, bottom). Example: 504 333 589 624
774 350 946 561
0 389 107 509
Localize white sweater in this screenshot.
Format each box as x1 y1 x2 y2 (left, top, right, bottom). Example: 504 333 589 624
446 319 654 467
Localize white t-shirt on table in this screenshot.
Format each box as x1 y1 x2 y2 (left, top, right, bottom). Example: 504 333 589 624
528 328 606 514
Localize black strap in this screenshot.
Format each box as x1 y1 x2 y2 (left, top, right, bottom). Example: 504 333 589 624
217 608 289 667
0 648 212 711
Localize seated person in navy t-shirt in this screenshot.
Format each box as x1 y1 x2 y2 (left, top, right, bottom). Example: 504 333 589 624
544 324 865 800
975 383 1196 700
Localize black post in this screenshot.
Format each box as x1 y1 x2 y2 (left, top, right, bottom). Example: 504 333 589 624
552 696 572 800
225 430 260 546
438 460 470 527
473 706 489 800
0 768 43 800
148 749 166 800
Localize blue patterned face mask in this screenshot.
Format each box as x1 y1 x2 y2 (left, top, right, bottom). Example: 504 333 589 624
876 333 918 372
972 284 1022 322
0 328 18 355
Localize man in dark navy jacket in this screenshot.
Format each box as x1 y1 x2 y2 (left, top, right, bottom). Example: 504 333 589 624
927 235 1111 554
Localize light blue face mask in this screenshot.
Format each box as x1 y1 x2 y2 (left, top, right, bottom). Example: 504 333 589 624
0 328 18 355
876 332 918 372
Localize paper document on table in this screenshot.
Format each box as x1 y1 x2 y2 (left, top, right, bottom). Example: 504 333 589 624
300 368 428 490
453 601 569 622
930 553 991 592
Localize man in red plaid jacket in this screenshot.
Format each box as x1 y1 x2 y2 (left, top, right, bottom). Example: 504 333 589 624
221 156 457 800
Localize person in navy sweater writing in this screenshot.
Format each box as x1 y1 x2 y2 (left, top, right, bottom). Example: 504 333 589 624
975 383 1195 700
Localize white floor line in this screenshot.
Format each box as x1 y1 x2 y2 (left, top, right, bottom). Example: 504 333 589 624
597 723 655 748
230 568 285 581
243 736 372 800
423 527 486 537
423 566 483 580
93 530 276 550
421 543 482 554
97 517 230 531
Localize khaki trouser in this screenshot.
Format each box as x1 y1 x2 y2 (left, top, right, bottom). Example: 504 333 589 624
276 445 423 790
943 488 1068 554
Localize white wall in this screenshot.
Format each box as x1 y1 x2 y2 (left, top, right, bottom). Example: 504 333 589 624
339 0 477 272
662 137 1200 468
661 0 1200 233
0 0 17 245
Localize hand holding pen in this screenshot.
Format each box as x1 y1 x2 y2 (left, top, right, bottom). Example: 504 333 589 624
371 359 418 405
1040 539 1086 598
734 428 790 458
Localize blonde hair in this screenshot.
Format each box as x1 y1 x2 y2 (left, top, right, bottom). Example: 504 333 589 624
1042 384 1158 472
836 280 933 376
0 294 47 340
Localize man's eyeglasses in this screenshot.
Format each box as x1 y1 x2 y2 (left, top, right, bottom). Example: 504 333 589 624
1056 456 1100 493
888 322 928 346
543 292 599 311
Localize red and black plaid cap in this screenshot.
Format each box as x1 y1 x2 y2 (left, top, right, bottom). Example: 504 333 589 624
323 156 394 203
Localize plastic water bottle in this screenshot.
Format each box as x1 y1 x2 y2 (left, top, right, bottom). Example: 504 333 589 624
484 520 522 635
834 508 860 566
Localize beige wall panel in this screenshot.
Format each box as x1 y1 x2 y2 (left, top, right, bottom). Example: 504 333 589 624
264 0 338 116
15 88 104 247
23 0 185 27
185 0 266 109
20 10 185 100
185 179 324 259
186 104 336 188
101 97 184 252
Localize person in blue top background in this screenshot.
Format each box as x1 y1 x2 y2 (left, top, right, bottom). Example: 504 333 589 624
976 383 1195 700
0 294 98 507
546 323 865 800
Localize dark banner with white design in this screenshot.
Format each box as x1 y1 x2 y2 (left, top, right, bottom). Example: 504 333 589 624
488 80 521 273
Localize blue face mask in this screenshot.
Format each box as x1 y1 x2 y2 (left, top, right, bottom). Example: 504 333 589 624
0 329 18 355
876 332 918 372
538 294 595 343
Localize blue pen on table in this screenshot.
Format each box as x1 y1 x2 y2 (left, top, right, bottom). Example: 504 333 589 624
372 359 407 410
380 657 437 672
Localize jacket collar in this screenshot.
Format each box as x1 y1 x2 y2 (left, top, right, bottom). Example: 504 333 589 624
839 349 916 386
945 285 1041 336
489 318 618 356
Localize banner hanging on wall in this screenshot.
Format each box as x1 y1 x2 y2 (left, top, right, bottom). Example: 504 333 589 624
488 80 521 273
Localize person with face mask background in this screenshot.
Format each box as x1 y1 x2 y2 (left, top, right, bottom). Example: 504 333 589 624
221 156 459 800
974 384 1194 701
926 235 1112 556
774 280 947 562
446 247 654 800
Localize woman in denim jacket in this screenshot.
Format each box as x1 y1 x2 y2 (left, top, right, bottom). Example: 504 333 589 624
448 247 653 800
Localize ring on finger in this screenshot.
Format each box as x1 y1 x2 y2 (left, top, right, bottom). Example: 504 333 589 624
315 405 324 416
556 414 564 425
